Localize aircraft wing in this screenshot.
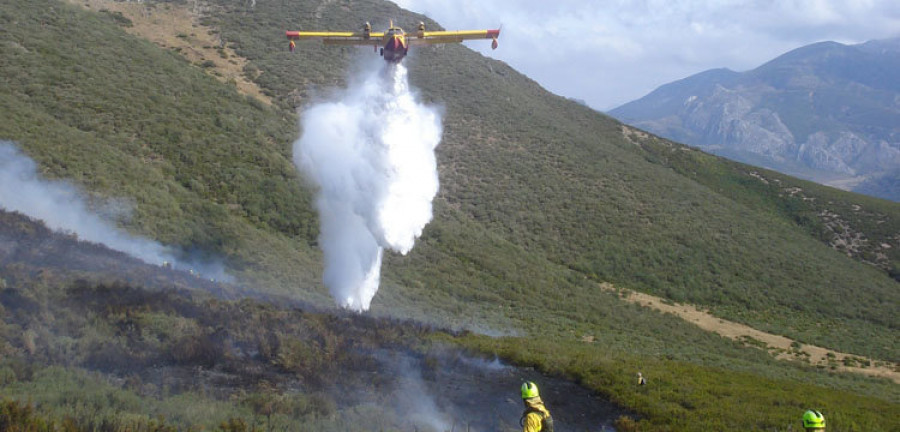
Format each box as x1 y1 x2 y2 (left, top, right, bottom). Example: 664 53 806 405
285 31 384 46
408 29 500 47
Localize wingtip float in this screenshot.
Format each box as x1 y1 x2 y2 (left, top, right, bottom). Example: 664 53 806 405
285 21 500 63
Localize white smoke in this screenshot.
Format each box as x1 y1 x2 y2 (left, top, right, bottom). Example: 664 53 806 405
294 62 442 311
389 353 452 432
0 141 232 282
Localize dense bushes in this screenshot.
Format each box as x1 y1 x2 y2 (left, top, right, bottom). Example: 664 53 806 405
2 0 897 358
0 275 435 430
2 212 899 430
0 0 898 430
0 0 319 293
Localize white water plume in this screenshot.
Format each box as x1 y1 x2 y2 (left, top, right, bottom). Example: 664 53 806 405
0 142 232 281
294 62 442 311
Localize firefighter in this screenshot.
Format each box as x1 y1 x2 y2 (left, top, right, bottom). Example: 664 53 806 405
520 381 553 432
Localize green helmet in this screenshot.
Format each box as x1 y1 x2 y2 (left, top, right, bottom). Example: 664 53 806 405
802 410 825 429
521 381 539 399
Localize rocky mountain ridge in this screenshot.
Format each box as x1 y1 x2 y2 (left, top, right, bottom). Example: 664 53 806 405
610 38 900 201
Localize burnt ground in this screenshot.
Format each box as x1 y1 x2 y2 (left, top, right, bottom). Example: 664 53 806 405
1 209 629 431
91 347 630 432
366 349 629 432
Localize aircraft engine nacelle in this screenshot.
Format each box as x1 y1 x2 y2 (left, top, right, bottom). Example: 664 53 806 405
491 37 498 50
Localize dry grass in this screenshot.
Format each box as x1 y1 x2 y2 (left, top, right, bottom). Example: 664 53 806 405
598 282 900 383
66 0 271 105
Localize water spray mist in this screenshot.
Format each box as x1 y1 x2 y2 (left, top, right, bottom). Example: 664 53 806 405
294 63 442 311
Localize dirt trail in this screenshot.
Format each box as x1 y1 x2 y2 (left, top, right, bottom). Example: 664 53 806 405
66 0 271 105
598 283 900 384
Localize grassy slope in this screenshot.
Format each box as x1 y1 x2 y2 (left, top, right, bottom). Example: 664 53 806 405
1 210 897 431
0 0 898 430
0 0 329 301
403 45 899 360
196 0 900 360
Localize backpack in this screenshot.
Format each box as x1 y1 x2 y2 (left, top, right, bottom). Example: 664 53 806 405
520 407 554 432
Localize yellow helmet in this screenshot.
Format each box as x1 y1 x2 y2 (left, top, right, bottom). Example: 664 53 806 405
521 381 539 399
802 410 825 429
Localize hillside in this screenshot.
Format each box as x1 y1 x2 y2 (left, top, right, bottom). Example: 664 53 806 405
192 0 899 358
2 208 639 431
1 0 899 430
609 38 900 202
2 209 897 430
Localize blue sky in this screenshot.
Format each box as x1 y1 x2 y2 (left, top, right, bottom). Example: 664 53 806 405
393 0 900 110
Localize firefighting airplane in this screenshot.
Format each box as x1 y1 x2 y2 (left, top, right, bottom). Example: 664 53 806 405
286 21 500 63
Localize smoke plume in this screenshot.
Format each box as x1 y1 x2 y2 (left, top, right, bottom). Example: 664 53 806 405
386 352 452 432
0 141 231 281
294 62 442 311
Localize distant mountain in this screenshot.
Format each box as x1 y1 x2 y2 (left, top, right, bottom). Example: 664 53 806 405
609 38 900 201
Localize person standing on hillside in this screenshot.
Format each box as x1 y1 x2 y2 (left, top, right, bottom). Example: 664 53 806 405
636 372 646 386
802 410 826 430
520 381 554 432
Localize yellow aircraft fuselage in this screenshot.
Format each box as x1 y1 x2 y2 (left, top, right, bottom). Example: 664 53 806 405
286 21 500 63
